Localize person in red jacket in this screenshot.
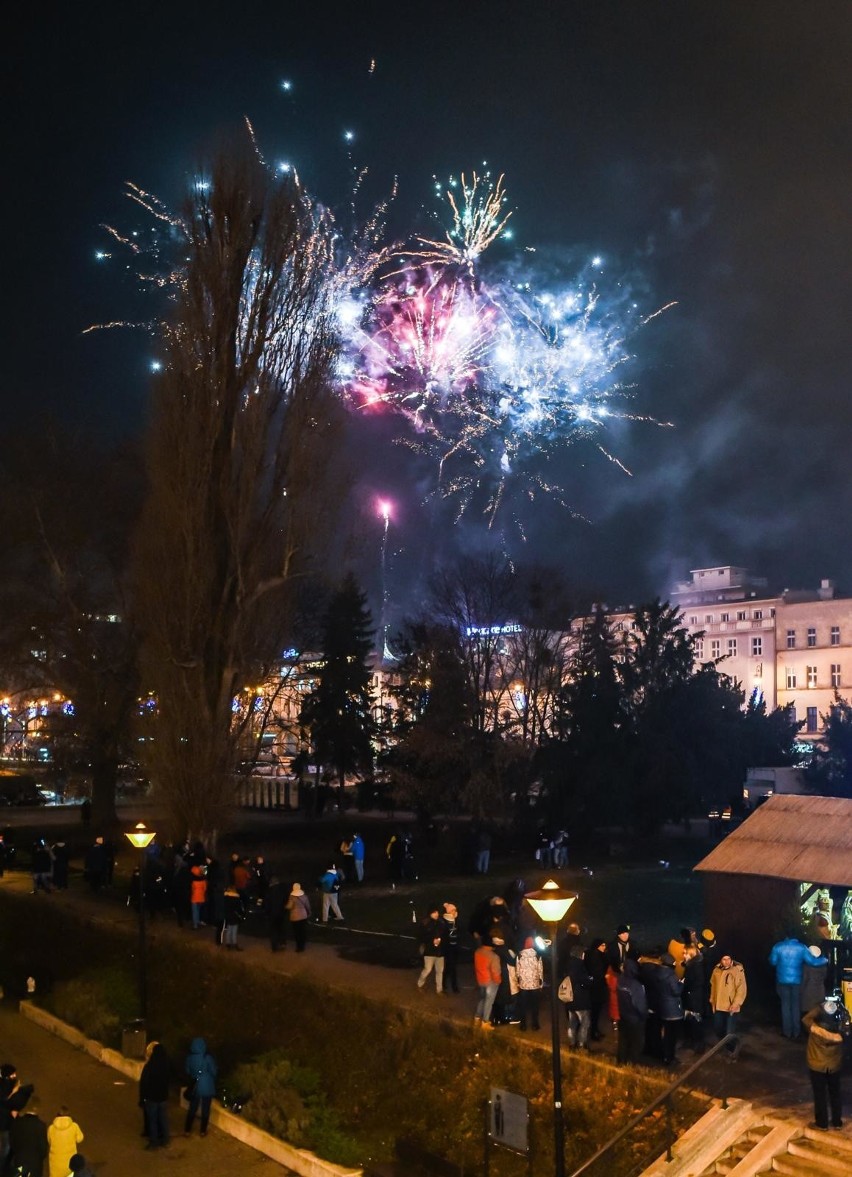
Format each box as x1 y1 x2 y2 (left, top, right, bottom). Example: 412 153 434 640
473 942 502 1030
190 864 207 930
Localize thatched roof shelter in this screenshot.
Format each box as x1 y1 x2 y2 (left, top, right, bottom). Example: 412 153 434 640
694 793 852 886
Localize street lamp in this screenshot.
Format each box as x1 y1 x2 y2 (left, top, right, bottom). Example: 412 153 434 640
525 880 578 1177
125 821 156 1022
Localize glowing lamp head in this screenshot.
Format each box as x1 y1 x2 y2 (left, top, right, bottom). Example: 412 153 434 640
125 822 156 850
524 880 578 924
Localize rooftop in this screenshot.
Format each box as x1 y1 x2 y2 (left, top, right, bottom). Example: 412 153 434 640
693 793 852 886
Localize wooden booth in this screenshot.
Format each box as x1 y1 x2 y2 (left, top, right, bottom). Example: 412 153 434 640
694 793 852 988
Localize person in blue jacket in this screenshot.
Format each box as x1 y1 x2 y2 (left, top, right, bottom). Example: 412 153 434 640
183 1037 218 1137
769 932 828 1039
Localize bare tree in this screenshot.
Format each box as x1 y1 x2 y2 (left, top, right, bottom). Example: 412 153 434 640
0 427 142 826
133 134 344 846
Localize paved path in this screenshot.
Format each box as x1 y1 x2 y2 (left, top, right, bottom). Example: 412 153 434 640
0 1003 287 1175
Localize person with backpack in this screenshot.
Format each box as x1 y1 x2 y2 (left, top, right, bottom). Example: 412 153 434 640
318 865 344 923
559 947 593 1049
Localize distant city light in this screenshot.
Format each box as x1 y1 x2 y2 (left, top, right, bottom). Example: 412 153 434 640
150 360 162 373
280 79 293 92
343 130 355 143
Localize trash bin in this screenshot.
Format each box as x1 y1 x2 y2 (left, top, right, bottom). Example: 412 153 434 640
122 1020 147 1059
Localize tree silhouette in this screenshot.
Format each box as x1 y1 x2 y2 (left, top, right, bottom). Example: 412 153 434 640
301 574 376 801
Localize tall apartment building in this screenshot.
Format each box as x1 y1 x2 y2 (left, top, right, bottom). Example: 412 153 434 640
672 566 850 735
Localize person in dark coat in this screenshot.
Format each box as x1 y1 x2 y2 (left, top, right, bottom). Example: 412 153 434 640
139 1041 171 1149
265 877 288 951
638 949 666 1060
562 948 593 1048
183 1038 217 1137
682 947 707 1053
657 952 685 1065
50 843 69 890
83 837 107 892
9 1094 48 1177
583 939 609 1041
616 960 648 1064
607 924 634 971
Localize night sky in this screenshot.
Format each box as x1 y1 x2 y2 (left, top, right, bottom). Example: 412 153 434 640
8 2 852 621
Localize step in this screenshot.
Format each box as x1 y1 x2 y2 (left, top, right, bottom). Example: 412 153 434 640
787 1134 852 1175
800 1124 852 1156
724 1122 799 1177
642 1099 756 1177
768 1158 825 1177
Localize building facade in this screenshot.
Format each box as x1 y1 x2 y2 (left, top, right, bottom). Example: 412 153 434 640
672 565 851 735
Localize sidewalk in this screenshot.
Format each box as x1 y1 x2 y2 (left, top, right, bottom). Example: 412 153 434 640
0 870 817 1128
0 1002 288 1176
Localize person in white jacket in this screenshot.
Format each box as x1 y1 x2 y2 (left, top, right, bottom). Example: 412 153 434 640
516 937 544 1031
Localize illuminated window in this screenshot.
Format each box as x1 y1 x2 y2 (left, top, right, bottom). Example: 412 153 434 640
786 668 797 689
807 665 817 688
807 628 817 648
752 636 763 657
806 707 818 733
832 664 841 688
831 626 841 646
787 630 796 649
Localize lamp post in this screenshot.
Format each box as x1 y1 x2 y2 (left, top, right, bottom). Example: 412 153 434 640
525 880 578 1177
125 821 156 1021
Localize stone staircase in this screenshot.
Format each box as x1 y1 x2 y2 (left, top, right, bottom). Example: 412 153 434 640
640 1099 852 1177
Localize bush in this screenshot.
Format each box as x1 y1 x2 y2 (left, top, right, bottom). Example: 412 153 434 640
228 1052 361 1167
48 964 137 1046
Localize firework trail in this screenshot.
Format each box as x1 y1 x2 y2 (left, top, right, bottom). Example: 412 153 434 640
395 171 513 281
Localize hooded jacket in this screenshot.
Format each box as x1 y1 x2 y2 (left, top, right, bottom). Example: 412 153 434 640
803 1005 846 1072
184 1038 217 1098
47 1114 84 1177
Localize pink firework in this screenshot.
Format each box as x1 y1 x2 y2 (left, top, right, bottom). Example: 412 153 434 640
344 271 496 425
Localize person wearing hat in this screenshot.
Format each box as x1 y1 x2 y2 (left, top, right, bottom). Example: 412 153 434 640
286 883 311 952
802 997 849 1129
769 930 828 1039
607 925 633 971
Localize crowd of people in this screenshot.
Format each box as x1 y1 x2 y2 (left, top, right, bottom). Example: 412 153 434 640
413 887 750 1070
0 1062 89 1177
15 830 373 956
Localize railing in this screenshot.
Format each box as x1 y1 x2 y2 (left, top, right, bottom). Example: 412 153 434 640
567 1034 737 1177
